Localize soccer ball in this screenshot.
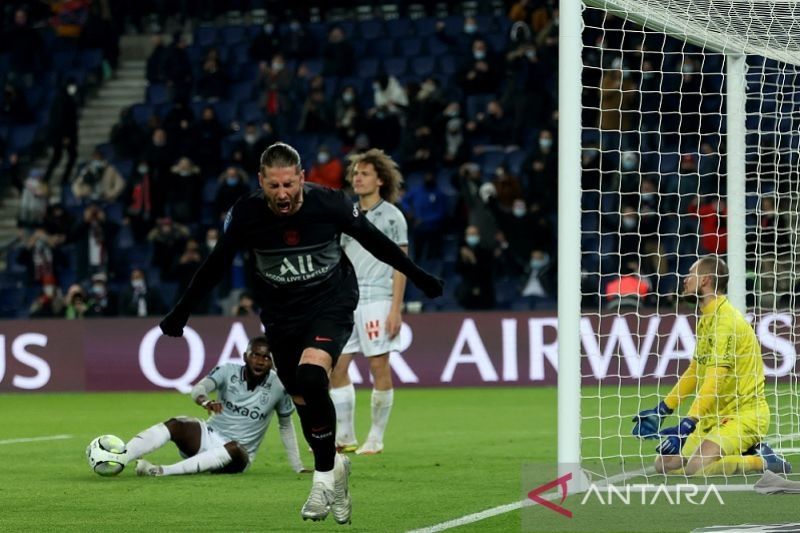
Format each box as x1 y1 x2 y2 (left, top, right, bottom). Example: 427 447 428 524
86 435 127 476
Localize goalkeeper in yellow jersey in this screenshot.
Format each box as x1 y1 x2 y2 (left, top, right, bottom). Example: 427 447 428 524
632 256 791 476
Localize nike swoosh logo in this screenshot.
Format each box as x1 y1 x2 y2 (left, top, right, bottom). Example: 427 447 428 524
311 426 329 432
315 336 332 342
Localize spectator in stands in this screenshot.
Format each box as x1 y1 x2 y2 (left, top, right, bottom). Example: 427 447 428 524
299 75 335 134
598 67 638 135
64 284 89 319
165 157 202 224
451 162 498 246
322 26 355 77
334 85 365 149
509 0 534 23
72 151 126 203
521 249 556 304
490 165 524 210
522 130 558 212
80 0 119 73
163 32 193 102
17 228 63 285
146 34 167 83
43 80 80 185
148 217 188 280
173 238 210 313
1 136 21 193
29 274 65 318
755 195 792 308
162 99 194 154
1 82 32 124
402 171 448 261
43 203 74 242
467 100 514 149
307 146 344 189
283 17 315 60
455 225 496 310
119 268 165 317
248 20 280 63
142 128 175 214
73 203 118 282
366 73 407 151
495 196 552 276
124 160 155 243
617 204 641 268
214 166 250 221
503 42 547 143
604 259 652 310
257 54 300 136
196 47 228 101
231 121 274 173
18 168 49 229
439 117 469 168
86 272 118 317
401 79 445 172
2 8 45 87
202 227 219 256
110 106 146 159
690 194 728 255
232 291 259 317
459 39 501 101
189 106 225 177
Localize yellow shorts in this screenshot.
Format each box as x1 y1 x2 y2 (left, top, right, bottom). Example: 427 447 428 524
682 408 770 458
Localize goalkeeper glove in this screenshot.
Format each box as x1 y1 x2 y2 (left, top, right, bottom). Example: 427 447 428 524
655 417 697 456
632 400 673 440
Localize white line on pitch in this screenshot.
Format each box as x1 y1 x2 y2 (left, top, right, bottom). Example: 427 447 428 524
0 434 73 445
406 467 652 533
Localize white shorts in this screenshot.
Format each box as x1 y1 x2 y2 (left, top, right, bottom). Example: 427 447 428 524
342 300 401 357
176 418 227 458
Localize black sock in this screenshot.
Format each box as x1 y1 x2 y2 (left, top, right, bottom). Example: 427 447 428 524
295 364 336 472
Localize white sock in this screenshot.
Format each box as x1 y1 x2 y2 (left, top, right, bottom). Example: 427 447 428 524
367 389 394 444
125 423 171 462
330 384 356 445
313 468 335 491
160 445 232 476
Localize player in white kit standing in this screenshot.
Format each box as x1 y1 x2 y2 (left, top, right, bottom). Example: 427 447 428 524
330 149 407 455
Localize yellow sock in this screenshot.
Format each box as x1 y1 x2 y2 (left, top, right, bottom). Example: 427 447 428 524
699 455 764 476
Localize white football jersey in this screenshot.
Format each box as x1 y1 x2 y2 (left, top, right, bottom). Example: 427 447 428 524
341 199 408 304
205 363 294 459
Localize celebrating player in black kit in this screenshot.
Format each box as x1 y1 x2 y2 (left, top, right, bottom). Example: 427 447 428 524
159 142 443 524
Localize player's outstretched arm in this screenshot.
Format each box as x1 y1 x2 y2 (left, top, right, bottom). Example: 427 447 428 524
190 378 222 414
278 415 310 473
344 214 443 298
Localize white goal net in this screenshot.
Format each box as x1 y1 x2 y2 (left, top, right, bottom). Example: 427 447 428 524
575 0 800 483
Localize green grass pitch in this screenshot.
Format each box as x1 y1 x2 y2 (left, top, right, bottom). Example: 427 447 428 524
1 388 797 532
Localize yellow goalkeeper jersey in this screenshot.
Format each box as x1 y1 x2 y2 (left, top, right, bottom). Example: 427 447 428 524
693 296 767 418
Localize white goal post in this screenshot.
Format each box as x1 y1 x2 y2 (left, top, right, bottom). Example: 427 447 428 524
558 0 800 489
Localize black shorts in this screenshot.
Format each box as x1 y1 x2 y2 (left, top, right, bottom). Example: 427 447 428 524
264 301 355 396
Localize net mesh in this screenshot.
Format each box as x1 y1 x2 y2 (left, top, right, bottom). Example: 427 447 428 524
579 0 800 482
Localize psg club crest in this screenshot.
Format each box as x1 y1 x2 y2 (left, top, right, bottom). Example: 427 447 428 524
283 230 300 246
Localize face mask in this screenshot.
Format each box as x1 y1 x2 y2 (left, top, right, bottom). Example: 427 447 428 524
132 279 146 290
91 160 104 172
682 63 694 74
137 164 148 175
43 285 55 297
464 24 477 34
622 217 637 229
91 284 105 295
271 61 284 71
445 108 459 118
513 207 526 218
206 239 217 249
264 24 274 34
244 133 258 144
67 84 77 96
226 177 238 186
290 22 301 31
342 92 354 103
317 152 330 164
179 170 191 177
539 138 553 150
531 258 548 269
641 192 655 202
372 82 381 92
474 50 486 60
465 235 480 247
622 156 637 171
525 49 537 60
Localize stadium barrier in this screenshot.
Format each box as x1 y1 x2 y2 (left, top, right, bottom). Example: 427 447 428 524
0 312 796 392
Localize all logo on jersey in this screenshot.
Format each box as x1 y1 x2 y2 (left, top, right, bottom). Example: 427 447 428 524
366 319 381 340
279 255 315 276
284 229 300 246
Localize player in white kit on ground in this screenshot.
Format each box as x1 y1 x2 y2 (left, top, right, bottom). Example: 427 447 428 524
330 149 407 455
123 336 309 475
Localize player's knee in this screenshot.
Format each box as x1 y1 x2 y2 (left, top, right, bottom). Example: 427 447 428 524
330 360 351 388
163 417 187 439
296 363 329 398
654 455 681 474
224 441 249 473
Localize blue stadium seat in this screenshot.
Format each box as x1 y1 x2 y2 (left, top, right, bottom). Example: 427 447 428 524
504 149 527 176
238 101 263 123
302 58 323 77
410 56 436 78
229 81 253 103
8 125 37 153
442 15 462 36
414 18 437 37
485 34 507 53
383 57 407 78
78 49 103 71
385 18 413 38
426 36 451 56
475 150 505 175
131 103 153 126
398 37 424 57
221 26 246 46
194 26 218 47
438 55 457 76
357 58 380 79
358 20 384 41
53 49 76 72
214 101 236 125
146 84 169 105
365 39 395 58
